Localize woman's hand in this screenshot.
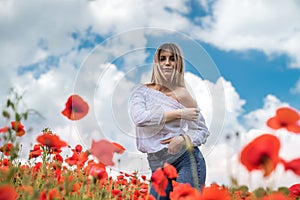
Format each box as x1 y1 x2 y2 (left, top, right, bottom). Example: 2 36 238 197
160 136 185 155
180 108 199 121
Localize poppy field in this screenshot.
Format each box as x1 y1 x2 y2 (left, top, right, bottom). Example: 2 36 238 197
1 91 300 200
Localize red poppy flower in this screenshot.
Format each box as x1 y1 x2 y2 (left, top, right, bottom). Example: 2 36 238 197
39 190 46 200
33 162 42 173
151 163 178 197
80 157 90 168
65 150 89 168
0 158 9 167
72 144 83 153
36 132 67 149
232 190 253 199
117 174 124 181
18 185 33 196
170 181 199 200
151 167 168 197
72 183 81 195
90 139 125 166
289 184 300 198
240 134 281 177
112 142 126 154
131 177 137 185
144 194 156 200
0 126 8 134
281 158 300 176
65 153 79 166
163 163 178 179
141 175 147 181
261 192 288 200
88 163 108 180
11 121 25 137
29 144 42 159
0 184 19 200
48 188 63 200
61 94 89 120
198 184 231 200
0 143 14 156
112 189 122 197
50 147 62 155
53 153 64 163
53 166 62 182
139 184 149 193
267 107 300 133
0 159 9 172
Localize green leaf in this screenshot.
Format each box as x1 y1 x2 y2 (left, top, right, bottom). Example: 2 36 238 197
6 99 11 107
277 187 289 196
230 176 238 186
2 110 10 119
23 112 28 120
237 185 249 193
7 99 16 111
15 113 21 122
253 187 267 198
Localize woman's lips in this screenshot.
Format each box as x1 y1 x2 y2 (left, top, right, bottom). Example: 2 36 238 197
162 68 173 73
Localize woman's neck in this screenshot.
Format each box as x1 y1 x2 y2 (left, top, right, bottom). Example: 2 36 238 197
151 84 175 93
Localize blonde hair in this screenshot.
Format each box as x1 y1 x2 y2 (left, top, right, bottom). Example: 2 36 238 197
150 43 185 89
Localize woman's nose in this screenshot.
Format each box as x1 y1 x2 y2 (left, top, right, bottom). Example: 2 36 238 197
165 58 170 65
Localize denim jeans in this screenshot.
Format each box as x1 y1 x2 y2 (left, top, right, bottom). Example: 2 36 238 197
148 147 206 200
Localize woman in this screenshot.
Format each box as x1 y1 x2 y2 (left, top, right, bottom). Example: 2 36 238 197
130 43 209 199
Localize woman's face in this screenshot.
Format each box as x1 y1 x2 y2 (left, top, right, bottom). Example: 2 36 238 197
158 50 176 80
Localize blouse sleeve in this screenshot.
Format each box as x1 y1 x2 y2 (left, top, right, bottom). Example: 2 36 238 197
129 87 164 127
185 110 210 146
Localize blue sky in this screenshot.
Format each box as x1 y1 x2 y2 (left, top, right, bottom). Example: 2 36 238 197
1 0 300 188
203 44 300 112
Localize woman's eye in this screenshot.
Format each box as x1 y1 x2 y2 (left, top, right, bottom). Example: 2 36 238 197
170 56 175 61
159 56 166 61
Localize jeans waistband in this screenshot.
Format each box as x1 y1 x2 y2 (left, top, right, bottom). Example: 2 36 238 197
147 148 169 158
147 147 187 170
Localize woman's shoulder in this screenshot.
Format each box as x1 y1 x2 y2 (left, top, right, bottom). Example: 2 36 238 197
144 83 156 89
173 87 197 108
132 83 154 95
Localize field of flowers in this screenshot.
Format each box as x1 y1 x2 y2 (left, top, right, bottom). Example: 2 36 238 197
1 90 300 199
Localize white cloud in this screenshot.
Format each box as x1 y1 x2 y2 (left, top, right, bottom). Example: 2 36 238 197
243 95 289 130
197 0 211 12
196 0 300 68
0 0 196 69
290 78 300 95
0 1 86 68
89 0 193 34
185 74 246 150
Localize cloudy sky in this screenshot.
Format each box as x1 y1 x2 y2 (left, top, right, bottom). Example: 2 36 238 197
1 0 300 189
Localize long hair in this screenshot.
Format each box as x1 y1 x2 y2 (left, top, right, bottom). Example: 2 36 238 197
150 43 185 89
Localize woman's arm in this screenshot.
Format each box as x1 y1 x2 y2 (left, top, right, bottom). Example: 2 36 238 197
163 108 199 123
175 87 209 146
184 111 210 146
162 87 199 122
174 87 198 108
130 88 165 127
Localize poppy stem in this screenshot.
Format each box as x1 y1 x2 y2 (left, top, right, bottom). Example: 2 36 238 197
189 148 199 190
182 134 199 190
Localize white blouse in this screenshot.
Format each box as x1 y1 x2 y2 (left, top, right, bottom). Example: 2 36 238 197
129 85 209 153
